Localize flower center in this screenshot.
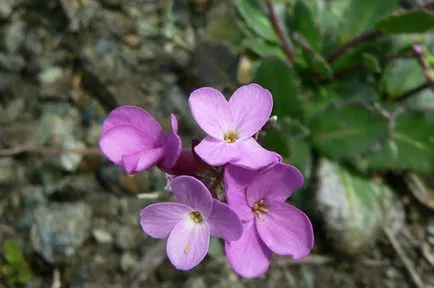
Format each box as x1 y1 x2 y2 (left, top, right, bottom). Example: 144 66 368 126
190 211 203 223
224 131 238 144
251 199 268 217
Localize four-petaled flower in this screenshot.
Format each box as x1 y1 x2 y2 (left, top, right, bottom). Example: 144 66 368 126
140 176 243 270
189 84 276 170
224 163 314 278
99 106 181 174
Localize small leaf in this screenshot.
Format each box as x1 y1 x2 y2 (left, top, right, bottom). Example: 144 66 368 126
376 11 434 34
363 53 381 73
204 18 245 48
292 0 321 50
3 240 25 266
339 0 398 42
293 33 333 79
310 104 388 160
316 160 404 254
236 0 278 43
363 111 434 172
381 58 425 99
242 38 285 59
18 268 31 284
254 57 303 119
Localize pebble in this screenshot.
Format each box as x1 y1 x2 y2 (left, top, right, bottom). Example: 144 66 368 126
30 202 92 264
92 228 113 244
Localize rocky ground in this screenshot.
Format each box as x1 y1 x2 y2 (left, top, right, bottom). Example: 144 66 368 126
0 0 433 287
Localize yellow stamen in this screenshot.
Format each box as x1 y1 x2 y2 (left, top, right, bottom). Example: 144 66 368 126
251 199 268 217
184 243 191 254
224 131 238 144
190 211 203 223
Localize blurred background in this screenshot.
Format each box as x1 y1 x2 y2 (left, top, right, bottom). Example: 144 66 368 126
1 0 434 287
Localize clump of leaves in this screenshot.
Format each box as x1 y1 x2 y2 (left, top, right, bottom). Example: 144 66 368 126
0 240 32 286
204 0 434 252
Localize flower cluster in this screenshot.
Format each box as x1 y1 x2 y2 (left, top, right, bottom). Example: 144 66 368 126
99 84 314 278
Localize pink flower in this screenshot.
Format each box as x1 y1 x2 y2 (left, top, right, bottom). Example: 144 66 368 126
99 106 182 174
188 84 276 170
140 176 243 270
224 163 314 278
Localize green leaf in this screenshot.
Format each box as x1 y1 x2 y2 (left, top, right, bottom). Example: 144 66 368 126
376 11 434 34
362 111 434 172
293 32 333 79
339 0 398 43
310 104 388 160
236 0 278 43
381 59 425 99
3 239 25 266
254 57 303 119
243 38 285 59
292 0 321 50
18 268 31 284
316 160 404 254
262 130 290 159
363 53 381 73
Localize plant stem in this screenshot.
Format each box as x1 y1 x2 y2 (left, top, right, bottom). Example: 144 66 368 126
327 30 383 63
393 82 432 102
265 0 294 63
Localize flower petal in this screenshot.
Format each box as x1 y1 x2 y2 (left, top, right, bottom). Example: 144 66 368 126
102 105 162 142
230 138 276 170
167 219 210 270
194 136 239 167
121 147 163 173
225 221 271 278
224 165 258 221
246 163 304 206
208 200 243 241
99 125 159 165
188 87 234 140
161 114 182 169
170 176 213 218
229 84 272 139
256 201 314 259
140 202 192 239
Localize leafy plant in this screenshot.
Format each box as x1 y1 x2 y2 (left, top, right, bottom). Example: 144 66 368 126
231 0 434 251
1 240 32 286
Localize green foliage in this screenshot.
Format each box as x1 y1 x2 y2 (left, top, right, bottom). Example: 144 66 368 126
310 104 388 160
236 0 278 43
339 0 398 42
381 59 425 98
254 57 302 119
376 11 434 34
292 0 321 50
1 239 32 285
230 0 434 252
362 111 434 173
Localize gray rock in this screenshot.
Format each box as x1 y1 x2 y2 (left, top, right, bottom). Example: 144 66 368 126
38 67 64 85
4 21 25 54
0 158 15 184
0 53 25 72
120 252 138 272
58 135 86 172
115 226 141 251
92 228 113 244
21 186 46 209
30 202 92 264
0 0 13 20
5 97 25 122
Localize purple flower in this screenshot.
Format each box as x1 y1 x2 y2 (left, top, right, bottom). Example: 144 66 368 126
188 83 276 170
224 163 314 278
99 105 182 174
140 176 243 270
